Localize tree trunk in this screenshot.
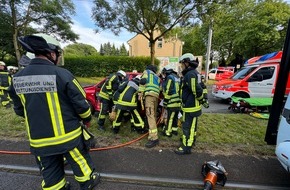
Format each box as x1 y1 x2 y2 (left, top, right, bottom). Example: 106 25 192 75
10 0 21 66
150 41 156 65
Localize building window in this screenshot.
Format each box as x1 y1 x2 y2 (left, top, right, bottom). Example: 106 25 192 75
157 38 163 48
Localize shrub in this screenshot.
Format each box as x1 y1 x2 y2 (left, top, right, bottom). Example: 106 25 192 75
63 55 160 77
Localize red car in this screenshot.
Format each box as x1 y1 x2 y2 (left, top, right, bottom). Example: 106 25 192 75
84 72 141 115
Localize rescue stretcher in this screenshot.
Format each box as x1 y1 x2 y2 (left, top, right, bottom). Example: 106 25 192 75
228 96 273 114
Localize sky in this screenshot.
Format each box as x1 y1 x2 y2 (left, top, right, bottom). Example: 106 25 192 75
68 0 290 52
65 0 135 51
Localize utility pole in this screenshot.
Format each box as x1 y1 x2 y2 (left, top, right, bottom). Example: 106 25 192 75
205 19 213 82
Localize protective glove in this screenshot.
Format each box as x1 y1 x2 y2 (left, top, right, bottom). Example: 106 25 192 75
200 99 209 108
81 123 96 151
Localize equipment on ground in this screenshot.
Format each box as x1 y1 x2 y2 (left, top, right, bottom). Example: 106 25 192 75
201 160 227 190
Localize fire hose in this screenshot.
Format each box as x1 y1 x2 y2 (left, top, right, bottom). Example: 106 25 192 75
0 132 149 155
0 111 164 155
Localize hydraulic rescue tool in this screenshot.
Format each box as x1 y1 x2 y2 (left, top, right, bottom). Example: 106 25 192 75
201 160 228 190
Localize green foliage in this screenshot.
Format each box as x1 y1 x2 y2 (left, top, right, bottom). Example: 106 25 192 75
0 0 78 62
100 42 128 56
91 0 197 65
209 0 290 61
64 43 99 56
63 55 159 77
0 11 14 60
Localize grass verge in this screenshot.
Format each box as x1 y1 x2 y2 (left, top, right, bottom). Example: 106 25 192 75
0 105 274 157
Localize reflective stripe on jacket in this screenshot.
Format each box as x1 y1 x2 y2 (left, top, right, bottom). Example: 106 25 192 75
99 74 121 100
162 73 180 109
139 69 160 98
180 68 203 116
0 71 11 90
8 58 91 156
116 80 139 110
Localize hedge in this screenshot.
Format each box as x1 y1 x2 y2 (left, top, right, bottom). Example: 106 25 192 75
63 55 160 77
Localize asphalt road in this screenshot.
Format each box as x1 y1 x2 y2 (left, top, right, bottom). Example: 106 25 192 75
1 140 290 190
203 85 232 113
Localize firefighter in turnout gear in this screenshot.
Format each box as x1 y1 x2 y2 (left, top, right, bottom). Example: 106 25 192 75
161 65 181 137
112 75 145 134
98 70 127 131
0 61 12 108
174 53 204 155
139 65 161 148
9 33 100 190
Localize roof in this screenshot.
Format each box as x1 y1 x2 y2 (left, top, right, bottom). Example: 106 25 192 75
245 51 282 65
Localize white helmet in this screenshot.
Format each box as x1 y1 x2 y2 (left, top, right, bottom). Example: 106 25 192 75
117 70 126 78
0 61 6 66
179 53 199 68
179 53 195 63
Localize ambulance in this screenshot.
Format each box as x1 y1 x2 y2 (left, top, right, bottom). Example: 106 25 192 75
212 51 290 101
276 93 290 172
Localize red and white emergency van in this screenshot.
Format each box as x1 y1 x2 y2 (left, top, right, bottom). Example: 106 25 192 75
212 51 290 101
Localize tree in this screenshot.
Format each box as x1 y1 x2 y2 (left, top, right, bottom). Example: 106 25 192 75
235 0 290 59
0 11 14 60
0 0 79 65
64 43 99 56
119 43 128 56
92 0 201 65
201 0 290 62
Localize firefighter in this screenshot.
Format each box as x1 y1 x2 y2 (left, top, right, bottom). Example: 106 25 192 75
0 61 12 108
174 53 204 155
9 33 100 190
139 65 161 148
112 75 146 134
200 75 209 108
98 70 127 131
161 65 181 137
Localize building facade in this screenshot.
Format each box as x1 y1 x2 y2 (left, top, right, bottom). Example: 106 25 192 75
127 33 184 58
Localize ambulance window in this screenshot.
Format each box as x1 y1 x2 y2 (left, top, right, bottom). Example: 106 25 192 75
254 66 275 80
231 66 257 80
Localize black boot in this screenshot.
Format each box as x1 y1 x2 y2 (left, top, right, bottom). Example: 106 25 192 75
98 125 105 131
112 126 120 134
174 146 191 155
60 181 70 190
80 172 101 190
172 130 178 136
131 124 136 132
136 127 148 134
145 139 159 148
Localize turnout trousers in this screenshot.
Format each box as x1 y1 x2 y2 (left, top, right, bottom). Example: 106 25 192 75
0 89 12 107
145 95 159 141
181 112 198 148
98 98 114 127
163 108 179 136
113 109 144 129
36 141 95 190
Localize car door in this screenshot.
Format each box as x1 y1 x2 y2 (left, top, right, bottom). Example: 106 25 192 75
247 65 276 97
208 69 217 80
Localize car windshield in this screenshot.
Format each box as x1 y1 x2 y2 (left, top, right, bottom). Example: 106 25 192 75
231 66 258 80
